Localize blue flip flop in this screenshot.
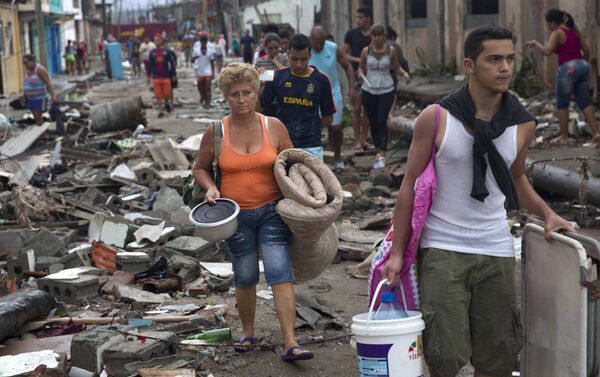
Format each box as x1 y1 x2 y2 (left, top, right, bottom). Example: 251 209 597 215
233 336 256 352
281 345 314 361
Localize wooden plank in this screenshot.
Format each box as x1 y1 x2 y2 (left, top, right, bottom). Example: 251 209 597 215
137 369 196 377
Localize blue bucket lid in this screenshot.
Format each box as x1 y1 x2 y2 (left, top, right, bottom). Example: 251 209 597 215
381 292 396 303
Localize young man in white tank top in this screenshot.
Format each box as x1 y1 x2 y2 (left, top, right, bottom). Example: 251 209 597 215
383 26 575 377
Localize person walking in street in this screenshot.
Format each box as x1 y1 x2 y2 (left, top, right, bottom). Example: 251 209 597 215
192 32 215 109
64 40 76 75
192 63 314 362
343 5 373 154
386 26 410 119
254 33 289 71
241 30 255 64
260 33 336 160
526 8 600 144
278 29 290 54
140 37 157 87
22 54 57 127
131 38 142 77
232 32 240 57
383 26 575 377
183 31 195 68
149 34 176 117
359 24 411 168
309 26 356 172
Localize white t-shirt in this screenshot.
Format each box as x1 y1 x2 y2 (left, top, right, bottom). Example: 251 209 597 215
193 42 215 77
139 42 156 62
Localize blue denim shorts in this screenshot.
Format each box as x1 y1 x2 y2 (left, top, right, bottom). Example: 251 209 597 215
26 97 48 112
555 59 592 110
226 199 293 288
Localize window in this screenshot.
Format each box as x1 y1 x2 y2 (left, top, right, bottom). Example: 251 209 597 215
407 0 427 28
465 0 498 28
73 0 79 8
469 0 498 15
408 0 427 18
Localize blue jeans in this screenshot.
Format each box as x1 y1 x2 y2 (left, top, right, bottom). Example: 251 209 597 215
555 59 592 110
226 199 293 288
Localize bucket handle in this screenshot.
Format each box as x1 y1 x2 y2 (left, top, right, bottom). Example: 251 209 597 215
366 278 409 333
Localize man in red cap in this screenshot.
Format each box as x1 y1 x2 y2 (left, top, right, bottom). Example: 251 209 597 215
149 34 177 117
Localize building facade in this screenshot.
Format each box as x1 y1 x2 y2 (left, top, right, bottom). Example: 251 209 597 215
0 1 24 94
323 0 600 91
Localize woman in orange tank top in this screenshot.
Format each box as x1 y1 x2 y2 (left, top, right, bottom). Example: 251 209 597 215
192 63 314 361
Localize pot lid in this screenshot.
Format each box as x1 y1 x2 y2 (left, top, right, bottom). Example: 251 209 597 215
191 199 237 224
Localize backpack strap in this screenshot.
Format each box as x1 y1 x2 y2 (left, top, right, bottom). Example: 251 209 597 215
212 120 224 188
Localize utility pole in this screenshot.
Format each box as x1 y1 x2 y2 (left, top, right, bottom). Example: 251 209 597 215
34 0 47 67
102 0 108 40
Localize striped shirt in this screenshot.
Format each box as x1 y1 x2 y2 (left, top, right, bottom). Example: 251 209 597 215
24 65 47 100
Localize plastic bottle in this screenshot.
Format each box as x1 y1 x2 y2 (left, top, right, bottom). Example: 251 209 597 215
186 327 232 342
372 292 408 320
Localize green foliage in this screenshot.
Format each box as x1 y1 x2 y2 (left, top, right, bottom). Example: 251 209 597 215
511 56 543 98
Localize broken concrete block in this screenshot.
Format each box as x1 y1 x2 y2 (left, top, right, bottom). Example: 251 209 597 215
38 268 101 304
51 227 79 248
35 256 63 273
25 228 66 257
6 249 34 278
153 186 186 213
100 219 130 248
359 181 373 194
370 170 394 187
60 244 93 269
70 324 125 373
101 271 135 294
358 212 393 230
155 247 200 283
113 284 168 304
115 252 150 274
363 185 392 198
163 236 214 259
0 228 36 254
0 350 68 377
81 186 108 206
102 330 178 377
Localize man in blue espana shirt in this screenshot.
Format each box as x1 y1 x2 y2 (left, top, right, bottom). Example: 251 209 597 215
260 33 336 160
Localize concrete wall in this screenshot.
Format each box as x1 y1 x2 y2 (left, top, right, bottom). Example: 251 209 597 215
365 0 600 89
241 0 320 35
0 4 24 94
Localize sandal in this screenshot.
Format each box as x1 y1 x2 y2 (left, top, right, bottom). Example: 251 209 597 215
233 336 256 352
281 345 314 361
353 145 364 154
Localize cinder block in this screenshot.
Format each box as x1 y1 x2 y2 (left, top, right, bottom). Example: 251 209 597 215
115 252 150 274
35 256 63 273
51 227 79 248
60 245 93 269
102 330 178 377
71 325 125 373
38 270 100 304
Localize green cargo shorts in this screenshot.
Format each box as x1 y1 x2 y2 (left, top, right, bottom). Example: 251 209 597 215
419 248 523 377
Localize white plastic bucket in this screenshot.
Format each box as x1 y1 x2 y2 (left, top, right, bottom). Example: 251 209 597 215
351 279 425 377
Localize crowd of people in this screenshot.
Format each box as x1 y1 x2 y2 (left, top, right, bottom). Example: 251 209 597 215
63 39 89 75
188 5 594 376
16 4 600 376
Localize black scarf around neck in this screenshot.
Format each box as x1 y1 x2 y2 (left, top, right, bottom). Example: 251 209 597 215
438 85 535 211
